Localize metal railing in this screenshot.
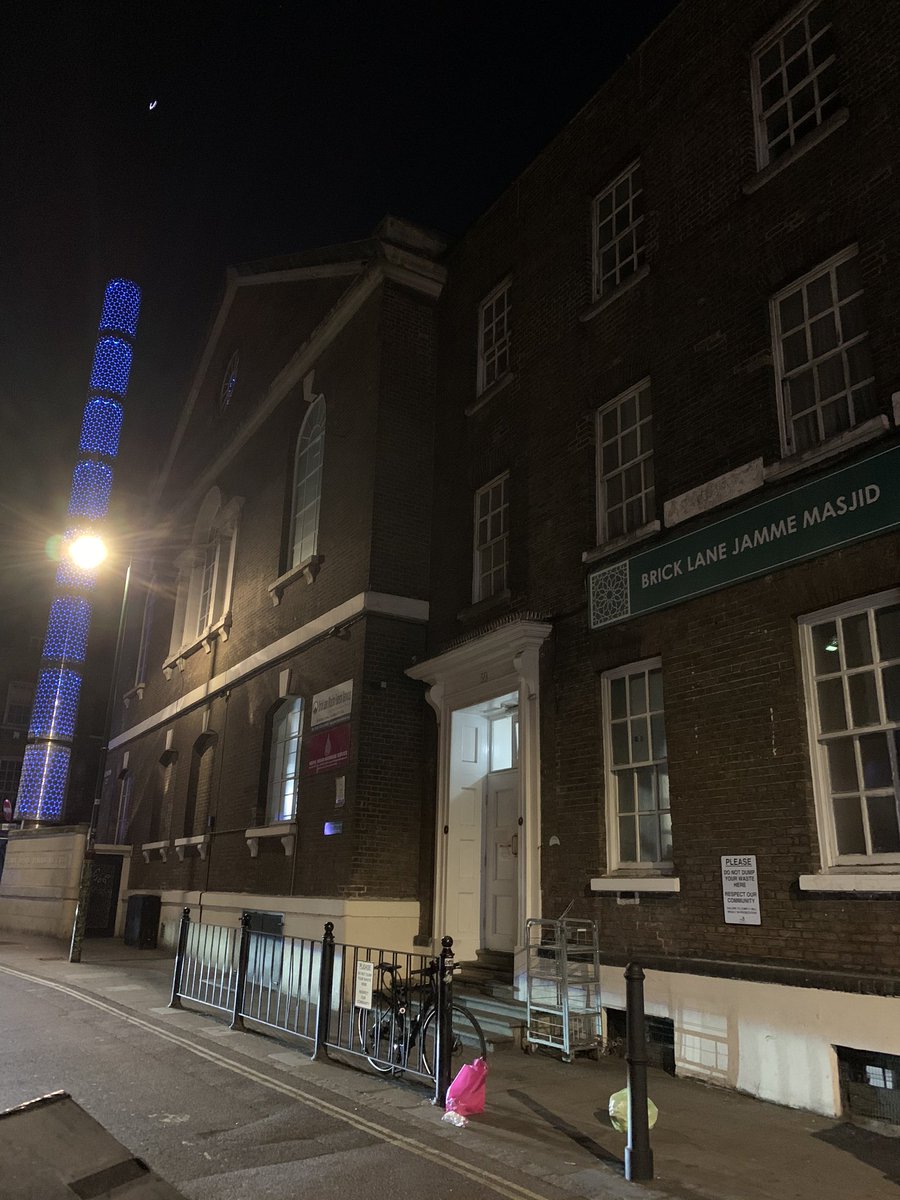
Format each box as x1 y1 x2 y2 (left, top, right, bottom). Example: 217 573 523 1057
171 910 240 1016
169 908 457 1103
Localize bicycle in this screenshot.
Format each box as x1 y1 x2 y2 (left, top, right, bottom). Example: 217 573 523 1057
356 958 486 1078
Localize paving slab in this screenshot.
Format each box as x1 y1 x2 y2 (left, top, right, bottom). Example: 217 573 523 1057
2 935 899 1200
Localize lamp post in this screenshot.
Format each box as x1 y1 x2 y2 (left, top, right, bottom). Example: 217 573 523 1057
68 543 132 963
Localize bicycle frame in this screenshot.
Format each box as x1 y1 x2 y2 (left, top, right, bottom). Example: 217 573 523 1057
373 963 437 1067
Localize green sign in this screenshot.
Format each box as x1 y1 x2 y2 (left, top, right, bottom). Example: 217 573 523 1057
589 442 900 630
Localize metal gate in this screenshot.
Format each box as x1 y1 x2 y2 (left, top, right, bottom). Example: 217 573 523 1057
85 854 123 937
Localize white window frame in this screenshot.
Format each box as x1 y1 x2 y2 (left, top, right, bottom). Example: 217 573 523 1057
473 472 509 603
592 160 645 300
799 588 900 870
489 709 519 773
134 577 156 688
752 0 839 170
266 698 304 824
290 394 326 569
596 379 655 543
771 247 874 457
168 489 241 662
115 769 133 845
477 279 511 396
601 657 672 872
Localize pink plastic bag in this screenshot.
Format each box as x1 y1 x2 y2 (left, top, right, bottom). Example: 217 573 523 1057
445 1056 488 1116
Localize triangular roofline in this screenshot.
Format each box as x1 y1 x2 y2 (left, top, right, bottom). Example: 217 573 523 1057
151 217 446 512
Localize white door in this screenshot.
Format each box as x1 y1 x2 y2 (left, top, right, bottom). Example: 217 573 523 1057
445 712 488 960
483 770 518 952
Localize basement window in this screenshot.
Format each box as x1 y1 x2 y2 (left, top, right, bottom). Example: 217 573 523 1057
837 1045 900 1125
604 1007 675 1075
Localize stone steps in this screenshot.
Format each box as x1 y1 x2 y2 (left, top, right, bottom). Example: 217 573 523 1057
454 986 527 1050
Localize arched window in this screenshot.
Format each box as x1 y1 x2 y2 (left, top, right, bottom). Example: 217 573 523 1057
154 747 178 842
290 396 325 568
114 768 133 845
169 488 241 659
184 731 217 837
266 698 304 823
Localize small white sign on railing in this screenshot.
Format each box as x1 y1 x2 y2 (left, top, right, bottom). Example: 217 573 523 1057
354 960 375 1010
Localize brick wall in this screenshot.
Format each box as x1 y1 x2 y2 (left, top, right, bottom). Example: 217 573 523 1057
429 0 900 982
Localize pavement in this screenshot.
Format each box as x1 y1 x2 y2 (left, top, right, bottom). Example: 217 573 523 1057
0 934 898 1200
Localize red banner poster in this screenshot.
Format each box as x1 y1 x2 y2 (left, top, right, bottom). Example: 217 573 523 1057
305 722 351 774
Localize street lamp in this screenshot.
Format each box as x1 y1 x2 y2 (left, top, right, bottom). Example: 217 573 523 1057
68 534 108 571
68 540 132 963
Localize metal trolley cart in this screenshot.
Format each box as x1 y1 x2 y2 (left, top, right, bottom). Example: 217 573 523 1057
524 917 602 1061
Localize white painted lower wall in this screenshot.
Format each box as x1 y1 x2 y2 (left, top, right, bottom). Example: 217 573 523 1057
0 827 87 940
598 964 900 1117
130 889 421 956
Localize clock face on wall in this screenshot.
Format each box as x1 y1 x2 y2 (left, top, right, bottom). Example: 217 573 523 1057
219 350 239 412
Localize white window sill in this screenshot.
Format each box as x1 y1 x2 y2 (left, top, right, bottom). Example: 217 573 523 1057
174 834 210 861
267 555 323 606
591 875 680 893
163 614 233 677
466 372 515 417
141 840 171 864
764 415 889 483
245 821 297 858
582 521 660 565
122 682 146 709
579 264 650 324
799 873 900 893
742 109 849 195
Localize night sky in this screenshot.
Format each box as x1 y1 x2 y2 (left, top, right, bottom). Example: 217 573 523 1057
2 0 677 608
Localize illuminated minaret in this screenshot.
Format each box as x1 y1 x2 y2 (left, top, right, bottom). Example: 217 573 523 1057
15 280 142 822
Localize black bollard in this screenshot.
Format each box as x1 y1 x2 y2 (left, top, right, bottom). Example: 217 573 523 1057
230 912 252 1031
313 922 336 1061
432 935 455 1107
624 962 654 1182
168 907 191 1009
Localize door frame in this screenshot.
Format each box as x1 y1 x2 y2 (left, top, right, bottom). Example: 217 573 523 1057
407 619 551 970
482 766 519 953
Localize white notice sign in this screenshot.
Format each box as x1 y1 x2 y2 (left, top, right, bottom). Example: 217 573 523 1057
355 960 375 1010
721 855 761 925
311 679 353 728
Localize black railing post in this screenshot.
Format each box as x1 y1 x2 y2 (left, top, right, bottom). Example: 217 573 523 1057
432 934 455 1107
313 921 335 1061
624 962 654 1182
168 907 191 1009
230 912 252 1031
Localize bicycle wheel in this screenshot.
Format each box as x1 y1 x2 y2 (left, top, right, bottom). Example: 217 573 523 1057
356 994 403 1074
420 1003 487 1078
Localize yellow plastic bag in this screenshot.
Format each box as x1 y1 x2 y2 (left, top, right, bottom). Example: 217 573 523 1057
608 1086 658 1133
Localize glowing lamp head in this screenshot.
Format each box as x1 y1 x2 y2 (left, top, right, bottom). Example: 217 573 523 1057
68 534 107 570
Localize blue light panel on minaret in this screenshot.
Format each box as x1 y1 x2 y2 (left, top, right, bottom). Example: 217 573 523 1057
17 276 141 824
43 597 92 663
56 526 98 589
16 743 71 819
79 398 124 457
68 460 113 521
29 668 82 740
89 337 132 396
55 556 97 591
98 279 142 338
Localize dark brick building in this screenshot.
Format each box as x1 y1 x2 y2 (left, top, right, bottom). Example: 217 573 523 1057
101 218 444 951
103 0 900 1115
